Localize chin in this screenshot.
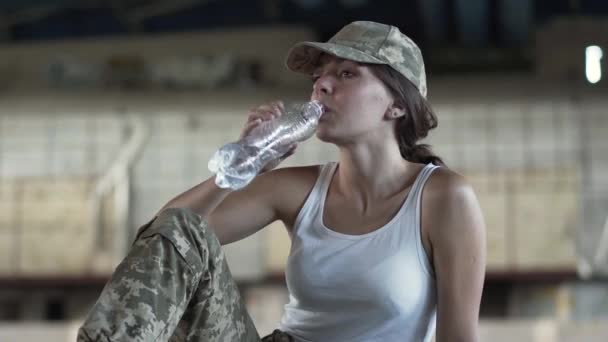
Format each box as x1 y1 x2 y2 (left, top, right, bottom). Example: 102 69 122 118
315 128 346 145
315 127 335 143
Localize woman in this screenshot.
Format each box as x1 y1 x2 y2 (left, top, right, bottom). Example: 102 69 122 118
78 21 485 342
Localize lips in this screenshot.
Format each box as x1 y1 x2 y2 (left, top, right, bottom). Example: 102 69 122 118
319 106 331 122
314 100 333 121
320 103 333 114
319 111 332 123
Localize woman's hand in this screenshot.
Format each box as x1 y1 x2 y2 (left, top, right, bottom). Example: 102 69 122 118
242 101 298 173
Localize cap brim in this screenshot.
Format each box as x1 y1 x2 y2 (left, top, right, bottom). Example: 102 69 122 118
285 41 386 74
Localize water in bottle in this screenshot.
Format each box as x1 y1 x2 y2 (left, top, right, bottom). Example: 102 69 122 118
208 100 324 190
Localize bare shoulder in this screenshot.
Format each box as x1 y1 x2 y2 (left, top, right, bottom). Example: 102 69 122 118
422 166 485 240
255 164 325 228
424 167 486 340
256 164 322 190
424 166 472 199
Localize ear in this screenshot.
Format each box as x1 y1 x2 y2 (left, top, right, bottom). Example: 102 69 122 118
384 102 405 120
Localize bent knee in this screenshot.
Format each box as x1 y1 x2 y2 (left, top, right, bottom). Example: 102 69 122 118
136 207 222 266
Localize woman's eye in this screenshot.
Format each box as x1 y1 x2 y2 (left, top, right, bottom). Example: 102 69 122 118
340 70 354 78
311 75 320 83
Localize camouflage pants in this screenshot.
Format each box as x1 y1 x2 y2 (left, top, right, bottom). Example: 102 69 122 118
77 207 292 342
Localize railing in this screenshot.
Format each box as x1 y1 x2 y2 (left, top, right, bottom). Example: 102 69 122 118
591 216 608 276
88 112 149 266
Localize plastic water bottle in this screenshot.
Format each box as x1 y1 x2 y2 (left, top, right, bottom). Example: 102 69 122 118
208 100 324 190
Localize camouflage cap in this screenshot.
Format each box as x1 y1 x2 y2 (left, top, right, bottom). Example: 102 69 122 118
285 21 427 98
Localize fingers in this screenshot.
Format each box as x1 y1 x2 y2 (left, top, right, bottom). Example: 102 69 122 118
241 100 286 138
260 143 298 174
278 143 298 161
240 118 262 139
246 101 285 123
285 143 298 156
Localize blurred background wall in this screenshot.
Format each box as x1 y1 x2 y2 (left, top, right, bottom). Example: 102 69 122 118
0 0 607 341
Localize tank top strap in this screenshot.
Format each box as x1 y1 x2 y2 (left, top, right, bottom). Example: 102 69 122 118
291 162 338 236
406 163 438 203
317 162 338 203
410 162 440 276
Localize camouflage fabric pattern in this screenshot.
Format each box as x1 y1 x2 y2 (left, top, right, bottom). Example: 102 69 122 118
77 207 260 342
285 20 427 98
261 330 294 342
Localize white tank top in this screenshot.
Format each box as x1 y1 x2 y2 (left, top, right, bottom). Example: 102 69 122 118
278 162 439 342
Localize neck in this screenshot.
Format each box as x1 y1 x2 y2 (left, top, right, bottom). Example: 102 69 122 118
335 138 416 203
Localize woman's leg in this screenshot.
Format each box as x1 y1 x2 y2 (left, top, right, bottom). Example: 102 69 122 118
77 207 260 342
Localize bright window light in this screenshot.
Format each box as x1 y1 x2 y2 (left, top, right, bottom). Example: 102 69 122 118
585 45 603 84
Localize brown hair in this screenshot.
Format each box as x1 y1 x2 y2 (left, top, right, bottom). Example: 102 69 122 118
368 64 444 166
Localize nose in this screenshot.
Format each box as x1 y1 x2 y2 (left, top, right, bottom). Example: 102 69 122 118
312 75 332 100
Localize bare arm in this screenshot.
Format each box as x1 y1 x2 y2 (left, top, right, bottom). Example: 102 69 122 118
424 170 486 342
158 176 231 219
158 100 297 244
158 169 287 244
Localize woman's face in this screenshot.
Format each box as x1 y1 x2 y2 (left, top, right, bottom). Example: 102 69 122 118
310 54 395 144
